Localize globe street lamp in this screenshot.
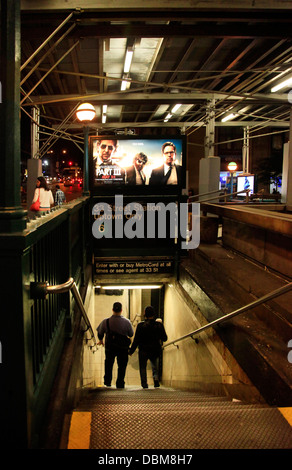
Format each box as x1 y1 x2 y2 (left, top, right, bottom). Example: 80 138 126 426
76 103 96 195
227 161 237 200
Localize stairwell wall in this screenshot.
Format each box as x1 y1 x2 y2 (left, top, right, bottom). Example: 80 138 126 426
162 282 265 403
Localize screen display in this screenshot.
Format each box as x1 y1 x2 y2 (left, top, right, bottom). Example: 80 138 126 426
237 174 255 195
89 136 186 193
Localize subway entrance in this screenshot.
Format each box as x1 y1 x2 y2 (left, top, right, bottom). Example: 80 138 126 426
84 269 171 389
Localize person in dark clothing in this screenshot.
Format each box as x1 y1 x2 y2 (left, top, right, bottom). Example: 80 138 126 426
149 141 182 185
126 152 148 185
55 184 66 205
129 306 168 389
97 302 134 389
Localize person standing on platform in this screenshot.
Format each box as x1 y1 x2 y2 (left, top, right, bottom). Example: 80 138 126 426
129 306 168 389
30 176 54 213
97 302 134 389
55 184 66 205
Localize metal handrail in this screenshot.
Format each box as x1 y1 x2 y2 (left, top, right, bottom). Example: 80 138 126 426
190 189 250 203
163 281 292 349
189 189 222 199
132 312 142 327
31 277 98 352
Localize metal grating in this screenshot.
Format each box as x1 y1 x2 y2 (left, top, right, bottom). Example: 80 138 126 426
72 387 292 449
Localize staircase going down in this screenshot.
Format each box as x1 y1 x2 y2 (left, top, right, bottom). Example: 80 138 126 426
62 386 292 450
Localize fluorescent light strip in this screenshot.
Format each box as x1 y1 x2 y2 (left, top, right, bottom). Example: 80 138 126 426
271 76 292 92
124 49 134 73
171 104 182 113
102 104 107 123
164 113 172 122
221 113 238 122
101 285 162 290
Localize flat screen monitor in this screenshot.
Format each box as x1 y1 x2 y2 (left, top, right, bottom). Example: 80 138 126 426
89 135 186 195
219 171 228 189
237 174 255 195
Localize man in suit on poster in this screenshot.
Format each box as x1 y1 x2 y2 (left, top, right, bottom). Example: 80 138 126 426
95 138 125 183
149 141 182 186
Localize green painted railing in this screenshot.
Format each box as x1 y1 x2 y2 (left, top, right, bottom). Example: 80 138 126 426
0 197 91 448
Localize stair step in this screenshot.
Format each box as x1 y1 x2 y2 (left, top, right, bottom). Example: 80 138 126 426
77 388 263 410
64 387 292 449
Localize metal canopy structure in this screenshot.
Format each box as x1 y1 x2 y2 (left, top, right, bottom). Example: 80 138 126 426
20 1 292 150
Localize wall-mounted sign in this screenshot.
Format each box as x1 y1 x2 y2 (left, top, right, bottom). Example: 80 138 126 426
94 258 174 276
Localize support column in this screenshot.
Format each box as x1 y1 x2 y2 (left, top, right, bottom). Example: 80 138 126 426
200 98 220 199
27 106 42 209
0 2 31 448
242 126 250 174
282 109 292 208
27 159 42 209
83 126 90 196
204 99 215 157
199 156 221 199
0 0 27 231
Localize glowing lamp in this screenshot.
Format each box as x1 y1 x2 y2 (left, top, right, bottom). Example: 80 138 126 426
227 162 237 172
76 103 96 122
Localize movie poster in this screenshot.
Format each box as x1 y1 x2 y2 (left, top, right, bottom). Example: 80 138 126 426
90 137 185 188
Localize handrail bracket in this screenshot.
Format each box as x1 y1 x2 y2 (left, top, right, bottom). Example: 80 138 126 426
30 277 98 352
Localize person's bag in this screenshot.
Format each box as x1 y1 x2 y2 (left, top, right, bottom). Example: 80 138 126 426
106 319 131 350
30 189 40 211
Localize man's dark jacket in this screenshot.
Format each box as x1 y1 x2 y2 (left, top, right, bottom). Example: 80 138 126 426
129 319 167 356
149 164 182 185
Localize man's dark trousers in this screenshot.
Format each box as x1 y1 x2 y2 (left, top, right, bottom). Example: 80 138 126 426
104 346 129 388
138 349 159 387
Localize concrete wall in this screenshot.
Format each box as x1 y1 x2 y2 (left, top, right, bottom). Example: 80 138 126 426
222 218 292 278
162 282 264 403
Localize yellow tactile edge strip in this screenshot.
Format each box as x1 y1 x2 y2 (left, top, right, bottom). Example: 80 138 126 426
67 412 92 449
279 408 292 427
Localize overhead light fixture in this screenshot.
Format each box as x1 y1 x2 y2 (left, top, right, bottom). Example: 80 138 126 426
121 74 131 91
153 104 169 117
221 113 238 122
171 104 182 113
227 161 238 172
102 104 107 123
124 48 134 73
164 113 172 122
271 76 292 92
121 80 128 91
76 103 96 122
102 285 162 290
237 106 250 115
